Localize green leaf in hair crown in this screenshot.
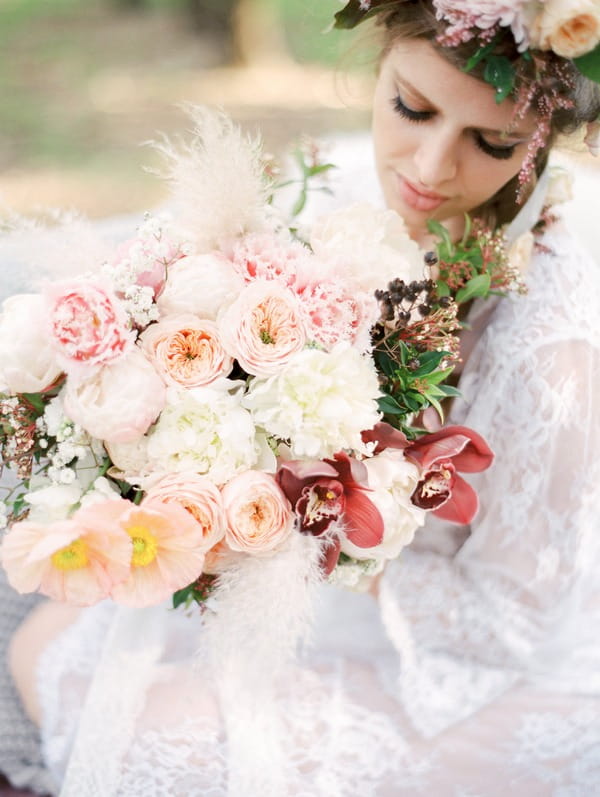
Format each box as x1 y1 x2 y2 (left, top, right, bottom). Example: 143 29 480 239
333 0 404 30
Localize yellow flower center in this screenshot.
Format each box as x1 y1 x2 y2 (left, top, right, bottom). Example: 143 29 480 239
51 538 89 571
127 524 159 568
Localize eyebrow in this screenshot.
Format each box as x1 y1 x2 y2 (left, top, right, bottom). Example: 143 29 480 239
395 77 534 141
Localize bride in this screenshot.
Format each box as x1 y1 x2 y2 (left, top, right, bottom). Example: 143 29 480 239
6 1 600 795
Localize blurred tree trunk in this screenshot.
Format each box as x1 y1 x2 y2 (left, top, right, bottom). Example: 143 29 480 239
232 0 292 65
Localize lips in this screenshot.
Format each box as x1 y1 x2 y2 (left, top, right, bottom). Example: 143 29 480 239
396 175 447 212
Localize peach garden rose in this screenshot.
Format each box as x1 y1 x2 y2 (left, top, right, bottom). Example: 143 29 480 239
144 472 227 552
530 0 600 58
221 470 293 555
141 314 233 388
218 280 306 376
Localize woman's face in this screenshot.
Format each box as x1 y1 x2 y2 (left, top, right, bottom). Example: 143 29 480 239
372 38 536 243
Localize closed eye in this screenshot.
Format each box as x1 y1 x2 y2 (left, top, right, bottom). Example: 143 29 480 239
392 95 434 123
475 134 517 160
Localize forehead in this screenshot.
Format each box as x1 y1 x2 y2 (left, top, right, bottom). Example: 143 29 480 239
380 38 536 136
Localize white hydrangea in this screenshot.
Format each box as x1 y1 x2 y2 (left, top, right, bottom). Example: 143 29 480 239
242 344 381 459
145 383 259 485
328 557 384 592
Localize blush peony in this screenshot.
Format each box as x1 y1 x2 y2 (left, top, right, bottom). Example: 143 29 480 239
63 346 166 443
46 280 133 372
157 253 244 321
141 314 233 388
221 470 293 555
218 280 306 376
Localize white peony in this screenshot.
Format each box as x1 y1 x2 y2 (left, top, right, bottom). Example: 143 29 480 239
145 383 259 484
309 203 425 296
242 344 381 459
341 449 425 561
0 294 63 393
157 253 245 321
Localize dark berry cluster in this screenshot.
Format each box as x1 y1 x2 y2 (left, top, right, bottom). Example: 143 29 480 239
374 274 446 329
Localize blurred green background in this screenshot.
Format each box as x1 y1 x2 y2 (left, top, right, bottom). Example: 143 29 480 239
0 0 374 216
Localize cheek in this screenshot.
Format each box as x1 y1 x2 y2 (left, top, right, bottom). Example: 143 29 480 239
461 156 521 206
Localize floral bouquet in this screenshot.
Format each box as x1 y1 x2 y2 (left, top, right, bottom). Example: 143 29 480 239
0 107 498 610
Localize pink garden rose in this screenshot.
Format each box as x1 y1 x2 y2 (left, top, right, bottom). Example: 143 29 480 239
140 314 233 388
46 280 133 372
221 470 293 555
109 498 208 608
218 280 306 376
64 346 166 443
0 504 132 606
144 472 227 552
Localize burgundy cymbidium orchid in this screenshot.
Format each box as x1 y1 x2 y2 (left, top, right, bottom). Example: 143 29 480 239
363 422 494 525
277 452 384 575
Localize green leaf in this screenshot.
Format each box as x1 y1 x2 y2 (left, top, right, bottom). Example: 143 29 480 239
427 219 454 256
438 384 462 398
574 44 600 82
455 273 492 303
425 366 455 386
464 37 499 73
411 350 447 375
291 189 307 218
21 392 45 414
427 394 445 421
484 56 516 103
172 585 193 610
377 395 404 415
435 280 451 298
307 163 337 177
374 350 396 379
333 0 398 30
461 213 473 245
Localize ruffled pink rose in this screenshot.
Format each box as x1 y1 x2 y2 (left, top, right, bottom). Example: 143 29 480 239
0 504 132 606
46 280 133 372
222 470 293 555
144 472 227 552
63 346 166 443
231 232 308 286
218 280 306 376
140 314 233 388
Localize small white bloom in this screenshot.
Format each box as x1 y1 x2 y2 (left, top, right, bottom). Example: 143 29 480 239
242 344 381 459
329 557 384 592
25 481 82 522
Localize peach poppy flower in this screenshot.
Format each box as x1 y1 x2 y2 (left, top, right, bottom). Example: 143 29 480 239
0 503 132 606
110 500 207 608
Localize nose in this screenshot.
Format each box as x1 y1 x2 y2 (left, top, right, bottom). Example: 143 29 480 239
413 125 459 188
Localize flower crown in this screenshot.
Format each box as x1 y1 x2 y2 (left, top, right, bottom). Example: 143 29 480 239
334 0 600 195
335 1 600 92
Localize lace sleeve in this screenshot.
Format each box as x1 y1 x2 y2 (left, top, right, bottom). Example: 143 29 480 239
379 231 600 733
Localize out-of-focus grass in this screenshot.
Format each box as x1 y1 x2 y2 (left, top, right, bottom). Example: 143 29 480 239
0 0 371 215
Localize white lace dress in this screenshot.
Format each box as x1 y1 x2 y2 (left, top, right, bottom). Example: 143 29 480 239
35 205 600 795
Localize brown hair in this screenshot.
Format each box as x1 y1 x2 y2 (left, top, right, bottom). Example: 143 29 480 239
374 0 600 226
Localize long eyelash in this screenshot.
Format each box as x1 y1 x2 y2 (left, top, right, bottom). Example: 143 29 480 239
475 135 516 161
392 95 432 123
